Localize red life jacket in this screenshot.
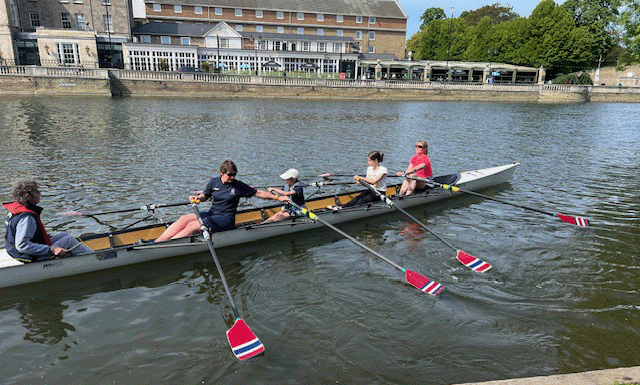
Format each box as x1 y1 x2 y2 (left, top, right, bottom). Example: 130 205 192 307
3 201 52 246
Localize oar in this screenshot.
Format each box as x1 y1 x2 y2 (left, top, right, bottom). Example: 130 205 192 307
59 201 190 217
286 200 444 296
358 180 492 272
192 202 265 360
406 175 590 227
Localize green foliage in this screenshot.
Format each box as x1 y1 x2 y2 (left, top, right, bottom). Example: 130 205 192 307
420 7 447 30
618 0 640 64
551 72 593 84
201 61 210 72
460 3 520 25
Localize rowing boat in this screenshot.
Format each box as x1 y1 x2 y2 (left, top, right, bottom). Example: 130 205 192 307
0 163 518 288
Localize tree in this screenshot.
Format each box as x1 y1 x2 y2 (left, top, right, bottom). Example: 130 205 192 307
618 0 640 64
562 0 621 58
420 7 446 30
460 3 519 25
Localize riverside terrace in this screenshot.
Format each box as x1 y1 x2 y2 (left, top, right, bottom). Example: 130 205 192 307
1 65 639 103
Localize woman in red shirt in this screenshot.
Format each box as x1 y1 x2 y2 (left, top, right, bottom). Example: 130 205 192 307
396 140 432 196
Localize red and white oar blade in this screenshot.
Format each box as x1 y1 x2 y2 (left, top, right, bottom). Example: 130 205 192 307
456 250 492 272
556 214 590 227
405 269 445 296
226 318 265 361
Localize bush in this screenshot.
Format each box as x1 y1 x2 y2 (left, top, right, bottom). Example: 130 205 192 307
551 72 593 85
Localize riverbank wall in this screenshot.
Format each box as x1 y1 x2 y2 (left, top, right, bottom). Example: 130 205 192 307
1 66 639 102
456 365 640 385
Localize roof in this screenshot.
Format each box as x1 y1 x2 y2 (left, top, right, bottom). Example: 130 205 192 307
145 0 407 19
359 59 538 72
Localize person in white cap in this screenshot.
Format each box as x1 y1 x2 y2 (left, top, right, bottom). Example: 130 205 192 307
262 168 305 224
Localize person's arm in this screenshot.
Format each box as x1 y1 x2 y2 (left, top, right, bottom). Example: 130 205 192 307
255 189 289 202
15 216 62 257
267 187 296 197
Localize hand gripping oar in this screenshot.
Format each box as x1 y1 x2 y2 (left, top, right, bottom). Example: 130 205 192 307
191 201 265 361
406 175 590 227
286 200 444 296
59 201 191 217
358 180 492 273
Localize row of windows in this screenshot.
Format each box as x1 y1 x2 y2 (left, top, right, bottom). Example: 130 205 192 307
54 0 111 4
137 36 354 53
28 12 112 31
151 4 377 24
230 24 375 40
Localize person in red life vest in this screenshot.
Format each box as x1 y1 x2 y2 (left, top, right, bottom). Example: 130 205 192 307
396 140 433 196
4 180 93 263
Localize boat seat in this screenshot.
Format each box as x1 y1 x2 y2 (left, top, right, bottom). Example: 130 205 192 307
0 248 23 268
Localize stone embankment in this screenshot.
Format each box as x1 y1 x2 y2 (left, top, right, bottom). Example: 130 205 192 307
456 366 640 385
1 66 639 102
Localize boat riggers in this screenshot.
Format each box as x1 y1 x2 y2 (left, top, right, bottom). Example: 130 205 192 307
357 180 492 272
405 175 590 227
191 201 265 361
286 200 445 296
59 201 191 218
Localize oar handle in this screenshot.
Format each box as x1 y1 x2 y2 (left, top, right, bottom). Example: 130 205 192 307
192 202 241 319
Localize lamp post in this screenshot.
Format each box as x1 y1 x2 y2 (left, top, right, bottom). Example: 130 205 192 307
216 33 220 72
254 36 260 75
445 6 453 81
104 0 113 68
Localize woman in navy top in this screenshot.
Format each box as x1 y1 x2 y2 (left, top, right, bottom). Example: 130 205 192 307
155 160 289 242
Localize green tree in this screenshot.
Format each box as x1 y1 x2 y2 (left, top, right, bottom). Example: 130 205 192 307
420 7 446 30
619 0 640 64
460 3 520 25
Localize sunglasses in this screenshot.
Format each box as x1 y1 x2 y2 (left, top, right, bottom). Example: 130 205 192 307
415 145 424 148
225 172 237 177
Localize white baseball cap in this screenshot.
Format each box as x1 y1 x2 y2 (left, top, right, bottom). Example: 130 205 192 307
279 168 300 180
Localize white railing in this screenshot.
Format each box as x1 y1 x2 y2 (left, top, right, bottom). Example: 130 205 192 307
0 65 107 78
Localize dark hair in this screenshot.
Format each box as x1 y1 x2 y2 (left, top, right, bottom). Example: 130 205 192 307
219 160 238 174
11 179 39 205
368 150 384 163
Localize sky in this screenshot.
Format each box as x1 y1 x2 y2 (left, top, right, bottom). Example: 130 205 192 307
398 0 565 38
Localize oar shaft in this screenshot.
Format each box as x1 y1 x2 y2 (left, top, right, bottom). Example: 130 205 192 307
288 201 404 271
359 181 457 252
80 201 190 217
192 204 241 319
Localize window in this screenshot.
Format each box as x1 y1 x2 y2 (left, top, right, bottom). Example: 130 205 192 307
161 36 171 44
256 25 263 32
103 15 112 32
153 4 161 12
336 29 343 36
61 12 72 29
174 5 181 13
101 0 110 4
235 24 243 31
215 7 222 15
317 13 324 21
277 26 284 33
297 27 304 34
368 45 375 53
141 35 151 43
302 41 309 51
336 15 343 23
317 42 326 52
29 12 40 27
195 6 202 14
181 37 190 45
356 16 362 23
256 10 263 18
76 13 85 30
276 11 284 19
219 38 229 48
355 31 362 40
369 16 376 23
235 8 242 17
74 0 83 3
333 43 342 53
297 12 304 20
57 42 80 65
369 31 375 40
317 28 324 36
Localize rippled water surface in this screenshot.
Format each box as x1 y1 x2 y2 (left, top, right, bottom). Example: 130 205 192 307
0 97 639 384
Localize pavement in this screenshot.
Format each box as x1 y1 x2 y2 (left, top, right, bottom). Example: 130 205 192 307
456 366 640 385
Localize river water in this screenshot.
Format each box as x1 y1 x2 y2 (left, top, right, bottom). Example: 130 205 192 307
0 97 638 384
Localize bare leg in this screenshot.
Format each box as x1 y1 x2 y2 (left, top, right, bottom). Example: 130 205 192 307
262 210 291 224
404 180 426 196
155 213 198 242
